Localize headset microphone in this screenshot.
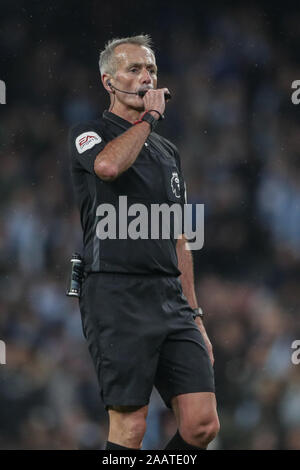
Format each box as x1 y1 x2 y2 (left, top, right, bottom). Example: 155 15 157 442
137 89 171 100
107 81 171 100
107 81 137 95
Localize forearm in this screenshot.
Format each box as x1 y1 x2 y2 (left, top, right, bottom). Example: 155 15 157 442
176 237 198 310
94 121 151 181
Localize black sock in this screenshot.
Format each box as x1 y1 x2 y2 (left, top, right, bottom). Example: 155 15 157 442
105 441 139 450
164 430 206 450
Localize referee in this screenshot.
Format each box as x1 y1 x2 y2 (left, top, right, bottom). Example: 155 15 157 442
69 34 220 450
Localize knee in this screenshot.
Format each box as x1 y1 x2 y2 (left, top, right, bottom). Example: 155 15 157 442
180 415 220 448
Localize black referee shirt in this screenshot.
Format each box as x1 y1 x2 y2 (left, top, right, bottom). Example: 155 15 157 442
69 110 186 276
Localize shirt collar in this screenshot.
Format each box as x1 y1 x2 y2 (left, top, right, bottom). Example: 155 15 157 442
103 110 133 131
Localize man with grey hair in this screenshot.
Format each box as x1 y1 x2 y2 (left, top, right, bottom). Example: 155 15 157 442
69 34 219 450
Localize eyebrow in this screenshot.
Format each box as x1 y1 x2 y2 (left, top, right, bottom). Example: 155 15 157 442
127 62 157 72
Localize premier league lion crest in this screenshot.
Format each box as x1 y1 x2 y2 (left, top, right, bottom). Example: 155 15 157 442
171 172 181 198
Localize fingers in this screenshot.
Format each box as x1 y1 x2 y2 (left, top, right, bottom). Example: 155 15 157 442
142 88 169 115
195 320 214 366
144 88 170 99
143 88 169 96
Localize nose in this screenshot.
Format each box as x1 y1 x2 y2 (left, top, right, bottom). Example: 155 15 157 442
140 68 152 85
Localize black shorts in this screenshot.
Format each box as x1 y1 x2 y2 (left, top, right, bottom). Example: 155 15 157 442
79 272 215 409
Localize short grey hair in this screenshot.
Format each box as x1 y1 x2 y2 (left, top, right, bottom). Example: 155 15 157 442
99 34 155 77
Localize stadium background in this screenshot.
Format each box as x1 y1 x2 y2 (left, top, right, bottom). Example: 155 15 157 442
1 0 300 450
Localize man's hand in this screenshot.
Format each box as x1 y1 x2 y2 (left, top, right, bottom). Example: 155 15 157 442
142 88 170 118
195 317 214 366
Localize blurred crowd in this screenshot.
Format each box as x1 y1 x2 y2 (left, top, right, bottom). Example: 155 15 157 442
1 1 300 449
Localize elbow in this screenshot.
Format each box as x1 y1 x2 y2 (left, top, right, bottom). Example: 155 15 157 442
94 160 119 181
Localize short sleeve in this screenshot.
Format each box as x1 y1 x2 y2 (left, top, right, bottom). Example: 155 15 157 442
69 123 107 174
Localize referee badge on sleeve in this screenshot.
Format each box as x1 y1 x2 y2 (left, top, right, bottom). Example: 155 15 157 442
75 131 102 154
171 172 181 199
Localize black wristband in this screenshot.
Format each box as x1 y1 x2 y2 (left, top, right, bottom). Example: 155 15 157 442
140 112 159 132
147 109 164 121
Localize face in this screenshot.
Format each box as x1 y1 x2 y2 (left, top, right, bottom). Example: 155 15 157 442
109 43 158 111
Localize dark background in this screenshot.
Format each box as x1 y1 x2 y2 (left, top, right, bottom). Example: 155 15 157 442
1 0 300 449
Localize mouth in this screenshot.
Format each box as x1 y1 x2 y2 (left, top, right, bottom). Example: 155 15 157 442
137 87 153 98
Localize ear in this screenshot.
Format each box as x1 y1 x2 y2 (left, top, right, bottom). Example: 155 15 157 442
102 74 113 93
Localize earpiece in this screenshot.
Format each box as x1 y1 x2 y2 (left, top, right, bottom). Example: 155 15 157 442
107 80 115 93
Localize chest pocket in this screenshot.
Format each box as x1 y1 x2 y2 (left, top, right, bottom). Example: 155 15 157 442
111 160 165 202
